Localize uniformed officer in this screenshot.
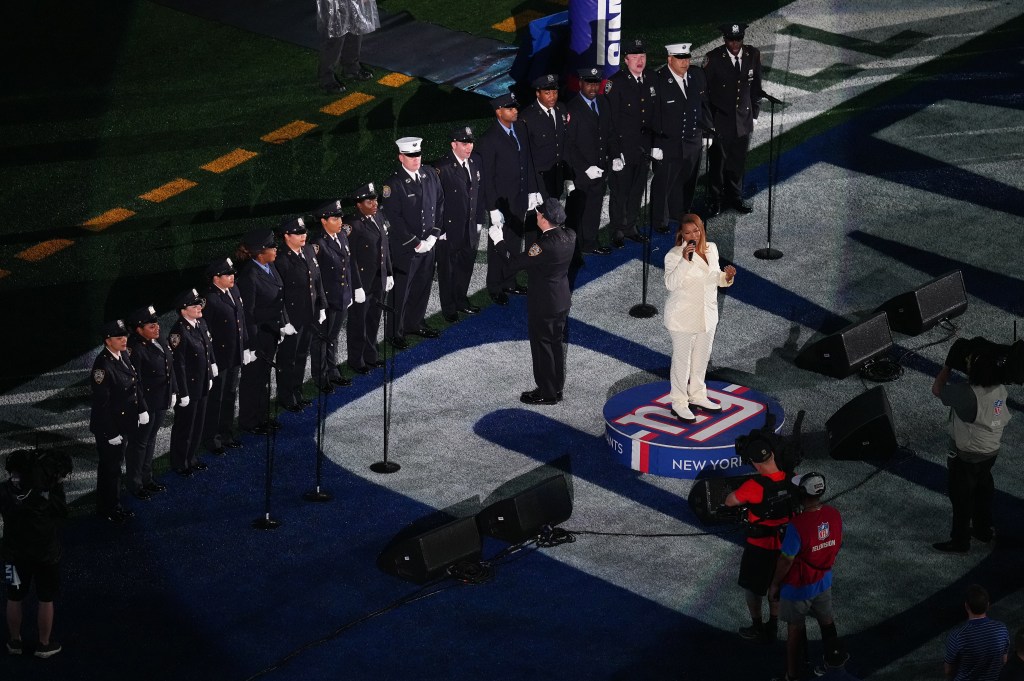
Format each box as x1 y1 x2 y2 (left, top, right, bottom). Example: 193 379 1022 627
236 229 288 435
519 73 571 200
703 23 763 216
432 126 484 323
566 66 615 256
312 199 363 392
90 319 145 522
605 38 655 247
168 288 215 476
381 136 444 348
477 92 543 305
345 183 394 374
126 306 175 501
202 257 251 454
650 43 712 233
488 198 575 405
275 216 328 411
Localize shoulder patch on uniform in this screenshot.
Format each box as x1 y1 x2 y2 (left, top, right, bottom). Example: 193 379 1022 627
603 81 612 95
342 224 352 236
702 55 710 67
93 369 106 384
382 184 391 199
312 243 320 255
435 166 441 176
169 333 181 349
125 346 132 356
565 112 571 124
528 243 543 256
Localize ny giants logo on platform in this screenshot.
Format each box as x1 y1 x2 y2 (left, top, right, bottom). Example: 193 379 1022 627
611 387 764 444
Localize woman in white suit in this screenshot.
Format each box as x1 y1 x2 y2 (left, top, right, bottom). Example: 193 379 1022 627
663 214 736 422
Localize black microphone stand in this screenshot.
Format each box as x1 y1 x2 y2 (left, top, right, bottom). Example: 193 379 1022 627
253 348 281 529
304 320 333 502
629 149 657 319
755 93 784 260
370 294 400 474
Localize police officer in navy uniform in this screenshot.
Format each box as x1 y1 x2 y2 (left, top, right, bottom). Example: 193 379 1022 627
566 66 615 256
312 199 363 391
275 216 328 411
703 23 763 216
90 319 145 522
477 92 543 305
650 43 712 233
346 183 394 374
605 38 655 247
488 198 575 405
520 73 571 200
168 288 215 476
201 257 250 454
236 229 287 435
126 306 174 501
381 136 444 348
432 126 484 323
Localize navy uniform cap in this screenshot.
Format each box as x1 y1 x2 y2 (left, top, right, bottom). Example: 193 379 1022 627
102 319 129 339
352 182 377 202
243 229 275 251
315 199 345 219
577 67 603 82
624 38 646 55
719 23 747 39
128 305 159 328
206 257 236 278
174 288 205 309
451 126 475 143
279 216 307 236
490 92 519 109
538 197 566 226
532 73 559 90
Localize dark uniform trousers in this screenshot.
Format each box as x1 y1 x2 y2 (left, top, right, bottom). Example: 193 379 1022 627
239 329 278 430
651 142 702 228
128 409 164 492
312 307 347 385
346 212 391 371
95 436 132 515
90 348 144 515
609 160 648 239
277 326 313 406
708 134 750 205
529 311 570 399
437 234 479 314
948 454 997 547
487 210 527 296
204 365 240 449
127 336 175 493
390 249 436 339
171 395 207 471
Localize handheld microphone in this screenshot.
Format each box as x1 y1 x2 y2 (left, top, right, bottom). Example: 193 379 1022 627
687 240 697 261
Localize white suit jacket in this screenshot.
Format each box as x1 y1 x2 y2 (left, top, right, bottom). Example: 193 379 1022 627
663 242 733 333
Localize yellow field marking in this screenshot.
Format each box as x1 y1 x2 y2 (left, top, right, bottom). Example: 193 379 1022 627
202 148 259 174
261 120 318 144
320 92 376 116
492 11 542 33
140 178 198 203
81 207 136 232
378 73 413 88
17 239 74 262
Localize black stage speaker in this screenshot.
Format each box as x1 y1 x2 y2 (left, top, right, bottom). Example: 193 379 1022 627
826 386 898 460
377 516 482 584
477 475 573 544
795 312 894 379
875 270 967 335
687 474 756 525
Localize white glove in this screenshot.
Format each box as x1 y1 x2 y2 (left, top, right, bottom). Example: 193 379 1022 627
702 137 712 150
319 309 327 324
385 276 394 292
108 435 123 446
138 411 150 426
611 154 625 172
354 288 366 304
179 395 190 408
489 209 504 227
752 118 758 128
282 323 297 336
584 165 604 180
414 240 430 254
424 235 437 251
651 148 664 161
242 349 255 365
438 233 447 241
208 380 213 391
527 192 543 211
488 225 504 245
476 223 483 234
565 181 575 194
170 393 177 409
211 362 219 378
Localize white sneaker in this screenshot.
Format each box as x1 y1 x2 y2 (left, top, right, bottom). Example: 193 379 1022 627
670 406 696 422
689 397 722 412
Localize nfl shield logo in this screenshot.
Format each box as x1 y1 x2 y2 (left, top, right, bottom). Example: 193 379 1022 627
993 399 1003 415
817 522 830 541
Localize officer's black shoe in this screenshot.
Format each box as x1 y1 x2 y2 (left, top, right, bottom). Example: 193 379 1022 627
330 376 352 387
586 246 613 256
192 462 209 472
443 312 459 323
282 404 303 413
225 439 243 449
738 624 762 640
654 225 671 234
512 285 528 295
390 336 410 349
102 510 128 524
175 467 195 478
268 418 283 430
369 359 387 368
411 326 440 339
458 305 481 315
343 67 374 81
932 540 969 554
730 198 753 214
115 507 137 519
319 81 347 95
349 363 371 375
144 482 167 493
318 384 335 395
612 237 626 249
626 233 649 243
247 424 270 435
298 398 313 407
520 389 558 405
490 292 510 305
133 489 153 501
207 447 226 456
704 202 721 218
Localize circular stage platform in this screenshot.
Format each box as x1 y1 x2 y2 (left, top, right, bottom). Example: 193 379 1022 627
603 380 784 479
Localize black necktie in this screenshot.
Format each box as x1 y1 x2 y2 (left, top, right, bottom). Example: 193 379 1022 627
508 127 520 150
734 56 741 74
463 161 472 185
589 99 598 115
548 108 557 129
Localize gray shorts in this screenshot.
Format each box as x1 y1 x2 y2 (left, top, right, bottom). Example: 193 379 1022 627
780 588 833 625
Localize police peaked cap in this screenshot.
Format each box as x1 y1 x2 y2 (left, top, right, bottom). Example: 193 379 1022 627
174 288 205 309
719 23 747 39
278 216 307 236
351 182 377 202
451 126 475 143
315 200 345 219
243 229 276 251
128 305 159 328
205 257 236 278
578 67 603 82
624 38 646 55
490 92 519 109
102 319 129 338
538 197 567 226
532 74 559 90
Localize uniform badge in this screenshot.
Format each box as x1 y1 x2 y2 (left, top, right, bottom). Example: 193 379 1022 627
817 522 830 541
169 333 181 349
93 369 106 384
603 81 613 95
382 184 391 199
650 85 656 97
312 243 320 255
435 167 441 176
342 224 352 236
528 243 542 256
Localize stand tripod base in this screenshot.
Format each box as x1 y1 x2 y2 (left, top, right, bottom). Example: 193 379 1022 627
370 460 401 474
629 303 658 319
754 247 784 260
252 514 281 530
303 487 333 502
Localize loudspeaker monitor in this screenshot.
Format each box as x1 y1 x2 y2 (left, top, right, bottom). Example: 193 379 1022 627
875 270 967 335
377 516 482 584
477 475 573 544
826 386 898 460
795 312 894 378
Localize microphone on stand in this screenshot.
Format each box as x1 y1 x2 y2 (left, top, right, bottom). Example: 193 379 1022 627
761 92 783 105
687 240 697 261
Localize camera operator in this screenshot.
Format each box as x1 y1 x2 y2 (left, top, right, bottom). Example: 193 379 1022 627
2 449 71 658
724 430 795 643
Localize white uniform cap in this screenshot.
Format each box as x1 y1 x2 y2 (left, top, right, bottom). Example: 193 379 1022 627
665 43 692 57
395 137 423 156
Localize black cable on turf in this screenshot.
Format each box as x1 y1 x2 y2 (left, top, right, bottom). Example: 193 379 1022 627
861 320 959 383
